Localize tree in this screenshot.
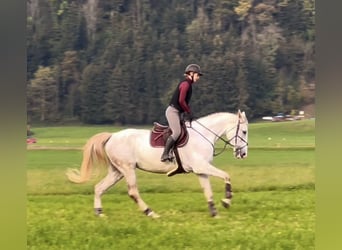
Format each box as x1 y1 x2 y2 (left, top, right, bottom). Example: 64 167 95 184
28 66 59 122
27 0 55 78
235 63 249 113
104 63 131 124
80 63 108 123
59 50 81 119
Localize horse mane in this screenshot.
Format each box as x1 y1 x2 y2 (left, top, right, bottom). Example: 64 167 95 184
197 112 234 122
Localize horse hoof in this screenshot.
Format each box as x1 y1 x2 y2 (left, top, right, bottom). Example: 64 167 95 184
221 198 231 208
97 213 107 218
147 211 160 219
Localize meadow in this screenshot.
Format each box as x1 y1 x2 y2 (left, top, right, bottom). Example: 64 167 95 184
27 120 315 250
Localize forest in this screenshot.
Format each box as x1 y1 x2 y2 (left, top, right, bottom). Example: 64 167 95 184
26 0 315 125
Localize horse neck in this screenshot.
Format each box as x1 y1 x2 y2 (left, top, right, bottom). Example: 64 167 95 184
195 113 237 142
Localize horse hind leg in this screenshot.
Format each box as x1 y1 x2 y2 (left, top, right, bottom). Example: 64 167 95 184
122 163 160 218
94 166 123 217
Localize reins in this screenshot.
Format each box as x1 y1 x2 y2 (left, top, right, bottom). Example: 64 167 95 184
187 119 239 157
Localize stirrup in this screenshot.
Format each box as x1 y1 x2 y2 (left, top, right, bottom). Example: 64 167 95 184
161 155 174 162
166 166 186 177
161 149 174 162
161 153 172 162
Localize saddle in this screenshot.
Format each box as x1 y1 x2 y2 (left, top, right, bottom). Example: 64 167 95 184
150 121 189 177
150 122 189 148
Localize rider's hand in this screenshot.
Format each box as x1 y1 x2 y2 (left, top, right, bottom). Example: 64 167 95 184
184 112 194 122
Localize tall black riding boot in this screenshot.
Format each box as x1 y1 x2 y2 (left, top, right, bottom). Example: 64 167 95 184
161 136 176 162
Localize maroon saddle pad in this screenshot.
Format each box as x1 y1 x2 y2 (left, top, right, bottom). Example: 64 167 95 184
150 122 189 148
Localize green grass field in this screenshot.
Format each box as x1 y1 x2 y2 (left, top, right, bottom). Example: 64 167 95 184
27 120 315 250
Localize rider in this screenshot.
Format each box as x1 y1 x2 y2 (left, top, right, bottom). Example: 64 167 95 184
160 64 203 162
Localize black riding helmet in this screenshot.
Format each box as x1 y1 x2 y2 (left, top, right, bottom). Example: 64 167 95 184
185 64 203 76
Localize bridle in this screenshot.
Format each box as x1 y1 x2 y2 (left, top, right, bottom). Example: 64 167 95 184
188 118 248 157
230 119 249 156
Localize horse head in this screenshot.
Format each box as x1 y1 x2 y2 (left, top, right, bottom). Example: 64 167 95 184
225 110 248 159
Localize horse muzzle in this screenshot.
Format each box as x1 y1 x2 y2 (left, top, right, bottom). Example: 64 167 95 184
234 148 247 159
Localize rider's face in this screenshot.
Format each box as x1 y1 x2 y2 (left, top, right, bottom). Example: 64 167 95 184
191 72 201 82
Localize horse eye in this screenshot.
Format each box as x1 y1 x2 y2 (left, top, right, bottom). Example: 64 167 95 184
242 130 247 135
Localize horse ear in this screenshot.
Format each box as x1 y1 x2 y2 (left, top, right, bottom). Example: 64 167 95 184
238 109 242 118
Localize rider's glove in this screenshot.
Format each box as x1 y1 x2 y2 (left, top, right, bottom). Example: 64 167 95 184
184 112 194 122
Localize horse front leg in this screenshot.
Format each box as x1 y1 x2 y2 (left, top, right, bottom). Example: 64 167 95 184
197 174 218 217
194 164 233 209
221 181 233 208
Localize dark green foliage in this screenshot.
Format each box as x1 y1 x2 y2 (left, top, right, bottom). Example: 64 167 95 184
27 0 315 124
80 63 109 123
